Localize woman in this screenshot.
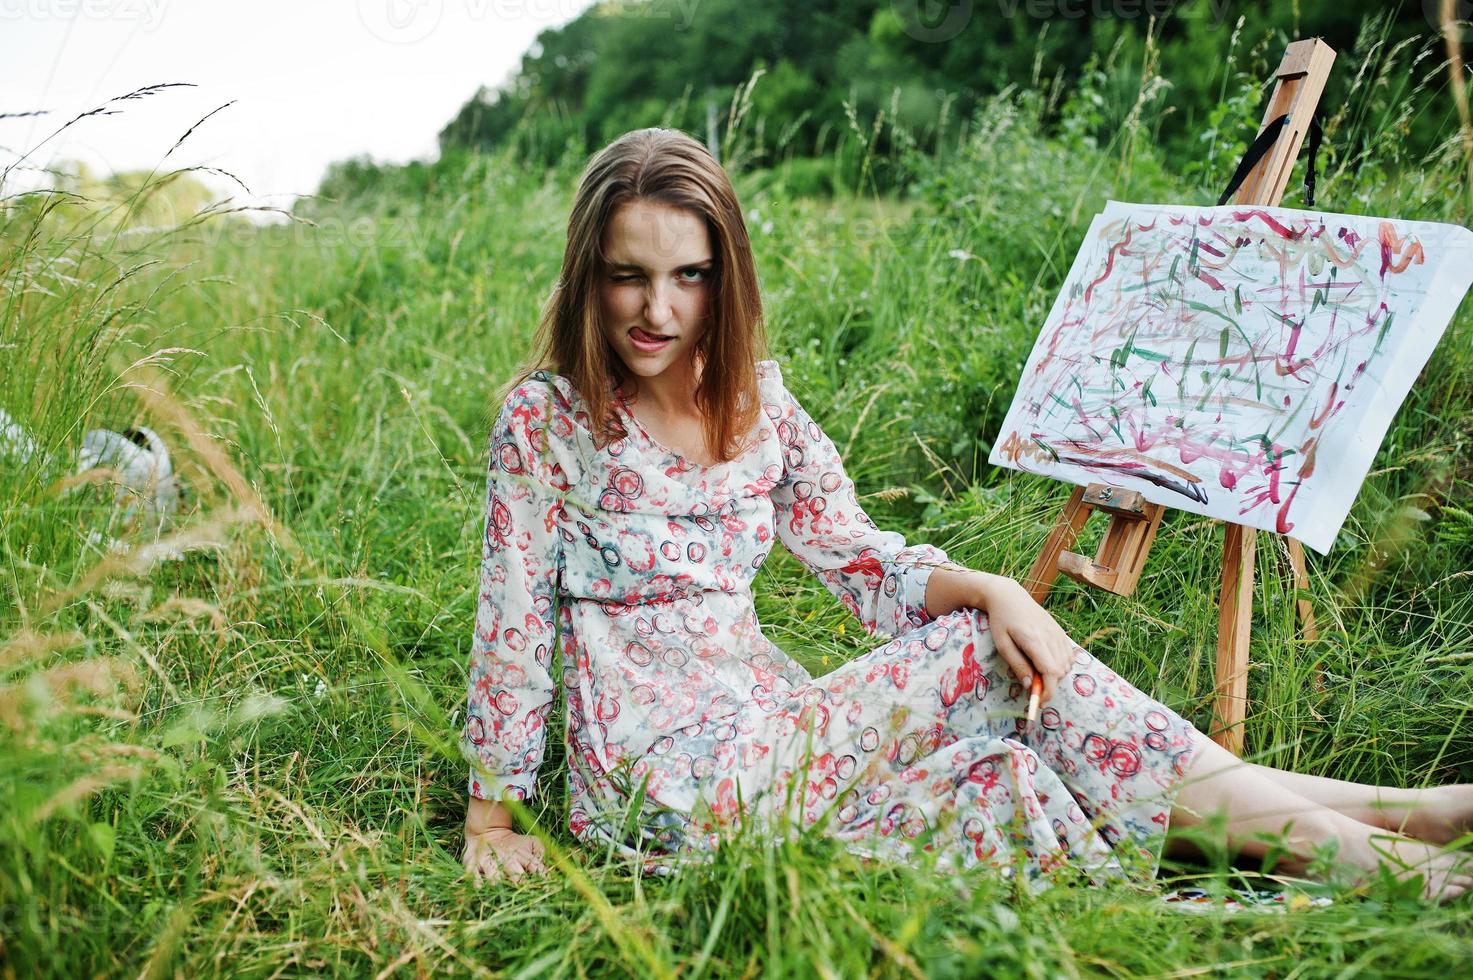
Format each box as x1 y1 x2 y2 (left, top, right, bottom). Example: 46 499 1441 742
460 128 1473 901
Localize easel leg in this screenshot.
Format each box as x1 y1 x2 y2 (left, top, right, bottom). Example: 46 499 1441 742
1283 538 1317 641
1024 486 1089 604
1213 523 1256 756
1284 537 1324 693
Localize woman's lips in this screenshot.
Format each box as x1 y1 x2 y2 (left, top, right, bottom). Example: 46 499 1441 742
629 326 674 352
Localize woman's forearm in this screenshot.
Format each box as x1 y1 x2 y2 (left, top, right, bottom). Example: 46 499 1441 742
923 563 1013 620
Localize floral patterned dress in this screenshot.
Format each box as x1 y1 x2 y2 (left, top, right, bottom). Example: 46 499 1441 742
461 358 1200 889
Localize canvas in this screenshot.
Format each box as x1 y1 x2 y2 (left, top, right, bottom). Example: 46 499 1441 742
990 200 1473 554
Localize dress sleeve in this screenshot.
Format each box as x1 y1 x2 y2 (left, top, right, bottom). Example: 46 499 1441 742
770 380 954 641
462 379 568 803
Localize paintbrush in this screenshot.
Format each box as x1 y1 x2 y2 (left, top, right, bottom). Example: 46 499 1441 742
1026 674 1043 724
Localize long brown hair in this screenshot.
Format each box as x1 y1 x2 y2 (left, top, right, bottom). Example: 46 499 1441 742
507 127 769 463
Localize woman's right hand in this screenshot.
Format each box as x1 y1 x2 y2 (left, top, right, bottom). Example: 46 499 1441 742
971 571 1078 707
463 825 548 885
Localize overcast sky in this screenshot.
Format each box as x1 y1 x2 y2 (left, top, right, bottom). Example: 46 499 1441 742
0 0 596 215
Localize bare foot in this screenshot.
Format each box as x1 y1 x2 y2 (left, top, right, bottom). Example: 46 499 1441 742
1339 831 1473 903
1399 784 1473 847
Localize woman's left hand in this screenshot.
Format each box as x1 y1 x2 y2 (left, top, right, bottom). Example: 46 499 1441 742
972 573 1079 706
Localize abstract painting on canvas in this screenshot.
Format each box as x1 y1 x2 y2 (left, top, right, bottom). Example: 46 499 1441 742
989 200 1473 554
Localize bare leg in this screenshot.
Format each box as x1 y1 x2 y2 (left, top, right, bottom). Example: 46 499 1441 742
1168 728 1473 902
1248 764 1473 846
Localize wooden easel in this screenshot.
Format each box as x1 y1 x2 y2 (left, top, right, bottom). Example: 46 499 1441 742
1024 38 1336 757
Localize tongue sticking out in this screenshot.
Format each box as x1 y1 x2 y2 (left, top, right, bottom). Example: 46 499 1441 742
633 327 670 342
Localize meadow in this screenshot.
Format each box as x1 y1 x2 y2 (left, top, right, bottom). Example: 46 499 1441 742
3 20 1473 978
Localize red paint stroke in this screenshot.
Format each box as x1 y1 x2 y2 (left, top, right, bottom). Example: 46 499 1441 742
1309 290 1358 360
1275 314 1310 379
1033 308 1090 376
1309 381 1341 430
1085 225 1135 302
1378 221 1425 279
1197 231 1248 270
1279 440 1317 533
1152 423 1301 508
1275 481 1300 534
1230 209 1306 240
1321 231 1371 269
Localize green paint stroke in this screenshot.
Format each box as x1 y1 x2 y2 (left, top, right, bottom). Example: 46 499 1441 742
1375 310 1396 355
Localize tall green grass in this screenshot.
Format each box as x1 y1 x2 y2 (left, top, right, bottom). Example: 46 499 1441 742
3 15 1473 977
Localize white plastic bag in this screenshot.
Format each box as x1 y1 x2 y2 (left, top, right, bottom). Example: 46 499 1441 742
77 425 182 535
1 407 183 546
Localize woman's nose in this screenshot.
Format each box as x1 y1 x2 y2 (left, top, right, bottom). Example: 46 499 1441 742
644 282 675 327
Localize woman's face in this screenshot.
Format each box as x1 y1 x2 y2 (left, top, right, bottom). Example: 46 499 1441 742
598 198 714 391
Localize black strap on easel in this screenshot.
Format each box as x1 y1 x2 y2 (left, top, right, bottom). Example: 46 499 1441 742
1216 111 1323 208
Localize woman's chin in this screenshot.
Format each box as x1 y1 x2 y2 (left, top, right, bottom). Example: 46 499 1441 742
618 346 692 376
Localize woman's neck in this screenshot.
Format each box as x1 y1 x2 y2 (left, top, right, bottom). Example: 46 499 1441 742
622 354 704 419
